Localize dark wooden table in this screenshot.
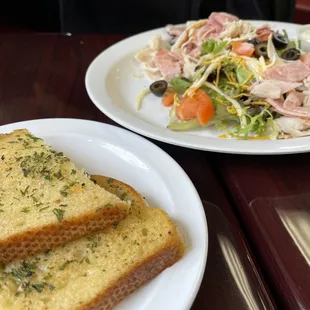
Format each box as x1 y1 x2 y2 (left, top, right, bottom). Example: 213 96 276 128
214 153 310 309
0 33 280 309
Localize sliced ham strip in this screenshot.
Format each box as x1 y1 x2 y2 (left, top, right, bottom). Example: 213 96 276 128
250 80 302 98
197 12 239 41
154 49 184 81
256 25 271 35
165 24 186 37
304 95 310 106
300 53 310 68
263 60 310 82
209 12 239 26
197 24 219 40
250 81 281 99
183 42 201 58
173 12 238 56
272 80 303 94
283 91 305 109
267 98 310 119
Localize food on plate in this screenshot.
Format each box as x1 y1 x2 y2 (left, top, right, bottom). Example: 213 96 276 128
150 80 168 96
0 130 129 264
254 41 268 58
135 12 310 139
280 47 300 60
272 32 289 49
0 175 184 310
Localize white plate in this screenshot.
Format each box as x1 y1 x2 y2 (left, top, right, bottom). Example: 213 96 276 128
85 20 310 155
0 118 207 310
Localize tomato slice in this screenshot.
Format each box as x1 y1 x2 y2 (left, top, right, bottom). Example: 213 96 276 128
231 41 255 57
197 101 214 126
162 92 175 107
257 34 270 41
176 89 214 126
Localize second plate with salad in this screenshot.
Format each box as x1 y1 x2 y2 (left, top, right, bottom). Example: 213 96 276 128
86 13 310 154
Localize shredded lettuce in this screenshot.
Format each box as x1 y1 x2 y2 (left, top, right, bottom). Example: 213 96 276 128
221 57 253 85
168 114 238 131
136 88 152 110
262 118 279 139
201 39 228 56
235 66 252 84
234 107 276 139
215 121 229 132
167 86 239 131
168 119 201 131
221 56 243 70
246 58 264 80
267 34 283 67
215 56 254 87
186 61 218 96
204 81 247 127
220 81 240 97
168 92 180 124
170 77 191 93
192 65 207 82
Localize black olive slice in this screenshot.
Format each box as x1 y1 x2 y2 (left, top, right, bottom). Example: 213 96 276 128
272 32 289 49
149 80 168 96
254 42 268 58
281 48 300 61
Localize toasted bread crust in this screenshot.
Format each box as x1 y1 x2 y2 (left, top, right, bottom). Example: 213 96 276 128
81 243 184 310
90 175 146 206
80 175 185 310
0 173 185 310
0 204 128 264
0 131 130 264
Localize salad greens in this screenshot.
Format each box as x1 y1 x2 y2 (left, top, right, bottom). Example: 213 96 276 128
136 13 309 140
235 107 274 139
201 39 228 56
166 55 273 137
170 77 191 93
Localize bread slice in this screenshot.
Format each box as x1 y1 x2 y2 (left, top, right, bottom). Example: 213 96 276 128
0 130 129 264
0 175 184 310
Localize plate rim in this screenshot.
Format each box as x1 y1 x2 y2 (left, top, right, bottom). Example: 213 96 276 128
0 117 208 310
85 20 310 155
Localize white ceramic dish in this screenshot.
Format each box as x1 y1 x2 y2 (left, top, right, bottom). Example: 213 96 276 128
85 20 310 155
0 118 208 310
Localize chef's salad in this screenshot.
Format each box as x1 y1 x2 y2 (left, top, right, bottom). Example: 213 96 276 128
135 12 310 139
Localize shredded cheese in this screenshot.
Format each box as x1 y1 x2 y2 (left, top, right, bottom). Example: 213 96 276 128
231 93 252 99
241 73 254 86
227 105 237 114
